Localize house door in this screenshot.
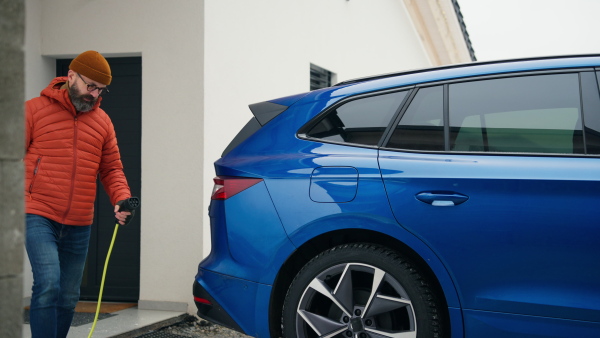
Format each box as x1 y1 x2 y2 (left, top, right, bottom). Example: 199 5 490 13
56 57 142 301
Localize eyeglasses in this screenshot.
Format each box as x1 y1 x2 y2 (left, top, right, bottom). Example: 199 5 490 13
77 73 109 95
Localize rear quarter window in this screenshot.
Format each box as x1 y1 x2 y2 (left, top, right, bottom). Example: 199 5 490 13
304 91 408 146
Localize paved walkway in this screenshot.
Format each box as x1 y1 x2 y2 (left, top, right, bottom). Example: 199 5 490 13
22 305 186 338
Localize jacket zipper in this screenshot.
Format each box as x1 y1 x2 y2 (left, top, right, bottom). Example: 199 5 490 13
62 116 79 223
28 156 42 198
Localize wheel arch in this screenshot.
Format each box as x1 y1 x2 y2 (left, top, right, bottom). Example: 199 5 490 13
268 227 462 337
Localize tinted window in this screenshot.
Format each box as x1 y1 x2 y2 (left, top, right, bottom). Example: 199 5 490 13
449 74 583 154
387 86 444 151
306 91 407 146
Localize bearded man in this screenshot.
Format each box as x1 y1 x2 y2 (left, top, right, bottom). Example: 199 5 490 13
24 50 134 338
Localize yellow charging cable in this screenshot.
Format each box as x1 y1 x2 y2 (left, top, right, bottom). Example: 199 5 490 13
88 223 120 338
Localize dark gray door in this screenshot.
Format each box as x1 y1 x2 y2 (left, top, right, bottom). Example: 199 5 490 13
57 57 142 301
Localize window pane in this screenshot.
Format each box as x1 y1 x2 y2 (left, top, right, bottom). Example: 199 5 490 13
310 64 334 90
449 74 582 154
306 91 407 146
387 86 444 151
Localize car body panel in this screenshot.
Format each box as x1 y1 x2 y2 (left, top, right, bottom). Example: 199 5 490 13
217 140 463 308
202 181 297 284
380 150 600 323
463 309 600 337
195 268 271 337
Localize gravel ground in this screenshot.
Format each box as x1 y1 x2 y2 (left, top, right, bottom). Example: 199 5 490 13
153 315 252 337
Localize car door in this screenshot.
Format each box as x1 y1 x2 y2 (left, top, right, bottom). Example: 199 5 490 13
379 72 600 329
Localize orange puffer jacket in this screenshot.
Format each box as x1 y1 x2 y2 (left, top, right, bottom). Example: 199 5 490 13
25 77 131 226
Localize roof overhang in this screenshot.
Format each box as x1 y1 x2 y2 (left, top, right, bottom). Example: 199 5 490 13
402 0 476 65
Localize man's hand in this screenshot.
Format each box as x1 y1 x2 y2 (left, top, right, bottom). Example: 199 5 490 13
114 200 135 225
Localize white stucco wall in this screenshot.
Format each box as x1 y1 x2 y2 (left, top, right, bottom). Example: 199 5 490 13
24 0 433 313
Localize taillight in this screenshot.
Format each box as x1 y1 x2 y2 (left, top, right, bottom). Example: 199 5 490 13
194 296 212 305
211 176 263 200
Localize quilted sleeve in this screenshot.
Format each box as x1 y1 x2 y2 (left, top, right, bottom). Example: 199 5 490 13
98 116 132 205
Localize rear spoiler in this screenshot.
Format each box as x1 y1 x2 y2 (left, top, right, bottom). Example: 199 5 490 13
248 101 288 126
221 101 289 157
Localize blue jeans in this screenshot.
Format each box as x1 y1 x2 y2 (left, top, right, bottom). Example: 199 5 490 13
25 214 91 338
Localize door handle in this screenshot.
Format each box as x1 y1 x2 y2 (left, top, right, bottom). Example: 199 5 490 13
415 191 469 206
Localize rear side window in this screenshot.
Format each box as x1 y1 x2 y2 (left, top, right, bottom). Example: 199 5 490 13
305 91 408 146
387 86 444 151
449 74 582 154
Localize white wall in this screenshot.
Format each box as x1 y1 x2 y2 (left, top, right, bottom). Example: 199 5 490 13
202 0 431 252
24 0 432 313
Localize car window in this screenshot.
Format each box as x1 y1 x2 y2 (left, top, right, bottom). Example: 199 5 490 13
305 91 407 146
386 86 444 151
449 74 583 154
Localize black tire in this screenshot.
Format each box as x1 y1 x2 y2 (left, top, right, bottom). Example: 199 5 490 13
281 243 447 338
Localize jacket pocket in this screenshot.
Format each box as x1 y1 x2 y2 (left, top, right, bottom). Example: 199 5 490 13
28 156 43 194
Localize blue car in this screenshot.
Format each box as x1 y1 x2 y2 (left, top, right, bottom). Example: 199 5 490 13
194 55 600 338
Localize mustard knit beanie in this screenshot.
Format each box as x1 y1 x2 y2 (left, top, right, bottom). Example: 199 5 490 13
69 50 112 85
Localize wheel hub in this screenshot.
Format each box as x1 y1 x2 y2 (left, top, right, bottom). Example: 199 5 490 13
349 317 364 332
344 307 370 337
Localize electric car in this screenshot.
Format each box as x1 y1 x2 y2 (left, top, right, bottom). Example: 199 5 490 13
194 55 600 337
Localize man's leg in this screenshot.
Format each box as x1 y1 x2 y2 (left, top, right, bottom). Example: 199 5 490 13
25 214 61 338
56 224 91 338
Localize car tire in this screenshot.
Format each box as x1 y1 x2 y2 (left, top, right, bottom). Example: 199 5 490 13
281 243 446 338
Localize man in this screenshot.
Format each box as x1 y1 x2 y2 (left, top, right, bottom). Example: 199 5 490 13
24 50 134 338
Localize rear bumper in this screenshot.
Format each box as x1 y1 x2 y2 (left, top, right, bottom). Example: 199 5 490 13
193 267 274 337
193 279 244 333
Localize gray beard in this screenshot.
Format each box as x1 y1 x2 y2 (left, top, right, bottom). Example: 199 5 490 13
68 83 97 112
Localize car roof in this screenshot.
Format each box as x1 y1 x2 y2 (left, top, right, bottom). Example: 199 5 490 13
257 54 600 134
335 54 600 87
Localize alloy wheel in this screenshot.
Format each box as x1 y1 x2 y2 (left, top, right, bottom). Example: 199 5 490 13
295 262 416 338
